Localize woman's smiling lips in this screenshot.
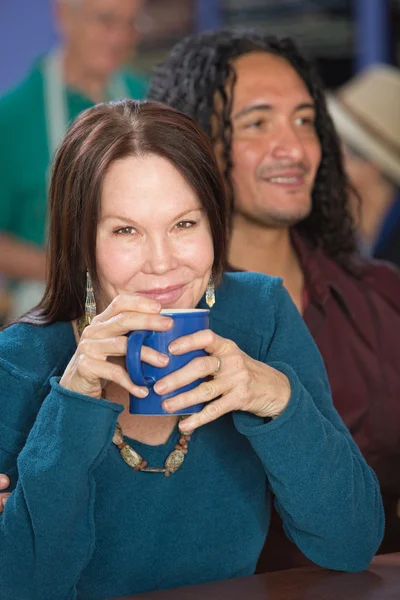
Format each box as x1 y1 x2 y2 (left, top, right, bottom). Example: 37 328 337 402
136 284 187 305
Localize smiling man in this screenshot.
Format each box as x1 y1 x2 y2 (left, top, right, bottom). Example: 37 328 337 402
148 30 400 566
223 50 322 310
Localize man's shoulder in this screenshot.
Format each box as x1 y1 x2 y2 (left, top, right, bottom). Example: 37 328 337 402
0 63 44 125
317 249 400 313
0 320 74 388
359 259 400 310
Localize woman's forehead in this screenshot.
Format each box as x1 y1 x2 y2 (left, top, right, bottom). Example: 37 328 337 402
100 154 202 220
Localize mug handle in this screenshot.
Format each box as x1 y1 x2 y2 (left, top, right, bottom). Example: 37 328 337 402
126 330 152 386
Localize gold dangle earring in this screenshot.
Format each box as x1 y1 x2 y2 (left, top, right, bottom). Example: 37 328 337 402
205 275 216 308
85 270 97 325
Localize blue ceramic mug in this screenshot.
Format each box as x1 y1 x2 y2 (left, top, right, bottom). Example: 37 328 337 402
126 308 210 415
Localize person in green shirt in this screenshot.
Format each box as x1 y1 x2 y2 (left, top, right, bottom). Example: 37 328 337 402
0 0 147 319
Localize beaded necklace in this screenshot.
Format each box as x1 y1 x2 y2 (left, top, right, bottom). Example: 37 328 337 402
112 419 193 477
76 317 193 477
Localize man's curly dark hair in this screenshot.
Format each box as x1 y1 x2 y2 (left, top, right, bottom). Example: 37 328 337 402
148 29 359 270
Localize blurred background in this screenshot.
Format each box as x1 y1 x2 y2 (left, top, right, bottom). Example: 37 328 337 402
1 0 400 94
0 0 399 324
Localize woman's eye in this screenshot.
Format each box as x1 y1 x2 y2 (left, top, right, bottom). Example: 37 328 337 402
175 220 197 229
114 226 137 235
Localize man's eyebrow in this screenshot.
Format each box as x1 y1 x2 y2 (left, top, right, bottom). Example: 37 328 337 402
233 102 316 120
295 103 316 112
233 104 273 120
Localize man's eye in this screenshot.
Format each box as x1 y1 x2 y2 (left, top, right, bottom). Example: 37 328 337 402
176 220 196 229
296 117 315 127
114 226 136 235
245 120 264 129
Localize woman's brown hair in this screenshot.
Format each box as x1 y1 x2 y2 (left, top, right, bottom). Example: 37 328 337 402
20 100 228 325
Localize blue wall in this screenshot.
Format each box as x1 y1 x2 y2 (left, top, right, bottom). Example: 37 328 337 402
0 1 58 94
354 0 390 71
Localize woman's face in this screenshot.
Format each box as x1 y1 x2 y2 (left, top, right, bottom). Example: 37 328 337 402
96 154 214 312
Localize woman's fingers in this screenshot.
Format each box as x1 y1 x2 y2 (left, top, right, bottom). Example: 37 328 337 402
0 475 11 514
76 336 169 368
94 294 162 322
169 329 232 357
140 345 169 368
81 356 148 397
62 293 173 399
154 355 221 397
64 354 148 399
162 373 228 414
0 474 10 489
86 311 173 339
0 493 11 512
78 336 128 359
179 394 239 432
80 295 173 339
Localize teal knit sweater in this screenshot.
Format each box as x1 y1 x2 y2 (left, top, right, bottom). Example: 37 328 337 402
0 273 383 599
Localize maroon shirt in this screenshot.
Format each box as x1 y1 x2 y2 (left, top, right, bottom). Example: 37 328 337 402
254 235 400 571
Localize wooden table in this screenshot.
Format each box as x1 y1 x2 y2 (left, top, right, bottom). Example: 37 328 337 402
114 553 400 600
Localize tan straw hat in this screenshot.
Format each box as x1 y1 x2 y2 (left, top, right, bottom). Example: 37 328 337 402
327 64 400 185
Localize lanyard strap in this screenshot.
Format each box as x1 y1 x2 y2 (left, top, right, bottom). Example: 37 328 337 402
43 48 129 158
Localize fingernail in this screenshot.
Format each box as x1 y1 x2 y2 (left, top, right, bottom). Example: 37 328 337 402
2 497 8 508
162 401 172 412
158 355 169 366
179 419 193 432
151 301 161 312
154 382 167 394
163 318 174 329
137 387 149 397
169 342 180 353
0 475 7 486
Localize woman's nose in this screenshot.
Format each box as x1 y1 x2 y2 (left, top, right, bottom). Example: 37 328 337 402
143 237 179 275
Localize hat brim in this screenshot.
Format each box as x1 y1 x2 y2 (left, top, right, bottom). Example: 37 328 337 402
327 95 400 185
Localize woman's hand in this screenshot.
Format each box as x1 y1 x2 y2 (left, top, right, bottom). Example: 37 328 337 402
60 295 173 399
154 329 291 432
0 474 10 513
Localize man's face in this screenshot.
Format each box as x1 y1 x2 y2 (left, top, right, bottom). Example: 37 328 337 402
225 52 322 228
58 0 142 78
